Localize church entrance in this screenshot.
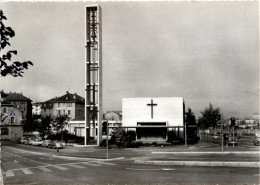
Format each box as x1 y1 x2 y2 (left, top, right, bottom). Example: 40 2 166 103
136 122 167 141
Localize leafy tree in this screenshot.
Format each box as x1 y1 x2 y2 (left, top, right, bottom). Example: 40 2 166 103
22 114 40 132
38 115 52 138
52 114 69 142
198 103 221 129
185 108 198 143
0 10 33 77
185 108 196 126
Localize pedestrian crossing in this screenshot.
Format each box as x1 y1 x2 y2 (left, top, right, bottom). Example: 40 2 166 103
3 160 116 178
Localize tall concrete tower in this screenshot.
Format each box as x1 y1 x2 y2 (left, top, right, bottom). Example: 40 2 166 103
85 5 102 145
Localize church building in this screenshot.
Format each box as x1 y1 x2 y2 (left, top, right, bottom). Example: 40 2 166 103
122 97 185 142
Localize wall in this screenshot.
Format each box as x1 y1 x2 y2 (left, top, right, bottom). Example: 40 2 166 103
122 97 184 127
1 106 23 141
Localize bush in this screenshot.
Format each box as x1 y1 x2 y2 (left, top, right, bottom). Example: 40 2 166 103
129 141 143 148
47 131 84 143
101 128 137 148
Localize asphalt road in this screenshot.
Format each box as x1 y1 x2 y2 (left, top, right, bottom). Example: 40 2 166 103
1 141 260 185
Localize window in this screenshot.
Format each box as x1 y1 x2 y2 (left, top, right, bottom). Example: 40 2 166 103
1 128 8 135
58 110 61 115
63 110 65 115
58 103 60 107
11 117 14 123
68 110 71 115
3 108 6 113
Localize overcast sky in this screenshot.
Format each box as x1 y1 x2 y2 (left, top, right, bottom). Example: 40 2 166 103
1 1 259 119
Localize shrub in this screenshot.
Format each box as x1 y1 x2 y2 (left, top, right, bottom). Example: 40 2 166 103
102 128 137 148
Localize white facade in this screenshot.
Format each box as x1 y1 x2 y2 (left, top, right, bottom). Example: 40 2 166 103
32 103 42 115
1 104 23 141
122 97 184 127
67 120 85 137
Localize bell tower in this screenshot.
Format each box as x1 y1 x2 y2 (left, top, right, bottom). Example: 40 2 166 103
85 5 102 145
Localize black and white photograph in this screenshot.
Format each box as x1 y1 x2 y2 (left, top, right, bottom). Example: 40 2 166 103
0 1 259 184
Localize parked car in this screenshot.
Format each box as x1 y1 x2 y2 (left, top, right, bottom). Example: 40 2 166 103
24 137 35 145
28 138 35 145
18 137 28 144
31 139 43 146
253 136 260 146
48 141 63 149
212 135 219 140
42 140 52 147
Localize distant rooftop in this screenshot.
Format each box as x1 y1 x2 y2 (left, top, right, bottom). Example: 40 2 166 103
52 91 84 104
4 92 31 101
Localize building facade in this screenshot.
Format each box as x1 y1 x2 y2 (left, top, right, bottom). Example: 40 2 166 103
32 102 42 115
1 101 23 141
52 91 85 121
3 92 32 121
122 97 185 142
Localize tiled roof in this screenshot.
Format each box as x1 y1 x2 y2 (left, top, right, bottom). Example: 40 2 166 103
5 93 31 101
52 92 84 104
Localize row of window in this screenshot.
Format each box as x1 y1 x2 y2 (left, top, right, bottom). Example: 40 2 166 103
57 109 71 115
57 103 72 107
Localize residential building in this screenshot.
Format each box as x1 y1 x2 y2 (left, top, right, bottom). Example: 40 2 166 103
102 111 122 134
32 102 42 115
3 92 32 121
41 98 56 117
1 100 23 141
52 91 85 121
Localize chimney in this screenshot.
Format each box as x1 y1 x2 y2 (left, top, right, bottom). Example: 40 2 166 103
21 92 23 95
66 91 69 94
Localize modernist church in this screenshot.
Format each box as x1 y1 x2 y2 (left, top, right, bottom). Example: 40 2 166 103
122 97 185 142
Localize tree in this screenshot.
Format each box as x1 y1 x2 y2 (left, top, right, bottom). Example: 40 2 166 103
0 10 33 77
38 115 52 138
52 115 69 142
198 103 221 129
185 108 196 126
22 114 40 132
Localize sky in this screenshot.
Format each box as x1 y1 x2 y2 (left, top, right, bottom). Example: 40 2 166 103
0 1 259 119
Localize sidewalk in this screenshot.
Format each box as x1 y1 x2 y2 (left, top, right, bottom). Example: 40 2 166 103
56 141 260 168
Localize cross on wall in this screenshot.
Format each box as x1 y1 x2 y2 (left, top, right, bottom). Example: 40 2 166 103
147 99 157 119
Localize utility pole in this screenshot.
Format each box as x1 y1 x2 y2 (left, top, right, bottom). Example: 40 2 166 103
221 120 223 152
106 122 108 159
185 121 187 147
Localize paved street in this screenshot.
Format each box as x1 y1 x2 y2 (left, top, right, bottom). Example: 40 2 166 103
1 141 260 185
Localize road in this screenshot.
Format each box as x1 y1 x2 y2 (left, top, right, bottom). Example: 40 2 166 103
1 141 259 185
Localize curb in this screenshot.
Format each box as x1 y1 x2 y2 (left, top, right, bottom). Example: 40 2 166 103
135 160 260 168
0 168 3 185
152 151 260 154
52 155 125 161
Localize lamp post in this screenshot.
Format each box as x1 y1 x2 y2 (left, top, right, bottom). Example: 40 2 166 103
106 122 108 159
